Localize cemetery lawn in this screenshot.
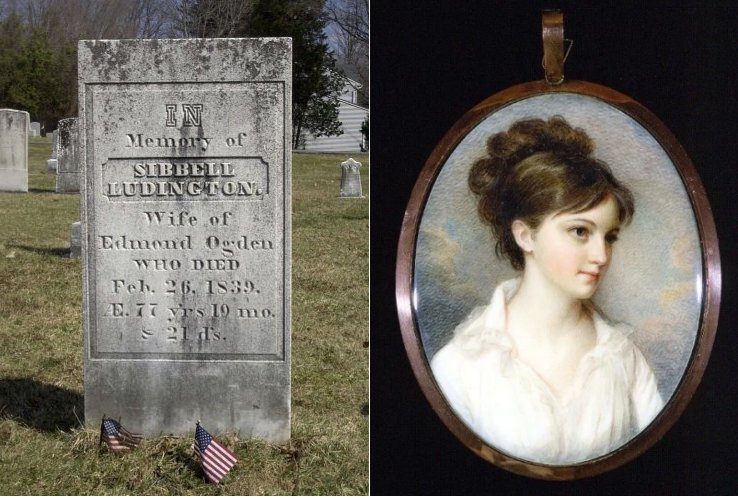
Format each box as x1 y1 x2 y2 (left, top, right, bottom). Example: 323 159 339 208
0 137 369 495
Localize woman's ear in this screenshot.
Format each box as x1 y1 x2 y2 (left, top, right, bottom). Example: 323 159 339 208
511 219 534 253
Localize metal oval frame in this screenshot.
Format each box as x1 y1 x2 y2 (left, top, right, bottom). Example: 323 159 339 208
395 80 721 480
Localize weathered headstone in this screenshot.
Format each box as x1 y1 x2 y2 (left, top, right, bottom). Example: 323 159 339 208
52 130 58 158
339 157 363 197
56 117 80 192
0 109 29 192
30 121 41 137
79 38 292 439
46 159 58 172
70 221 81 259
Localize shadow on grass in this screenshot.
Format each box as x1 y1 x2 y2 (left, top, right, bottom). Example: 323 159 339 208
28 188 56 194
0 378 83 431
341 211 369 220
9 244 70 258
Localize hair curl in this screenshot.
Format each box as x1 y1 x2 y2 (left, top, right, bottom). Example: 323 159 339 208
468 116 634 270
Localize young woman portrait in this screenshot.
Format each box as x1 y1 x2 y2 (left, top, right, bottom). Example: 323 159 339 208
409 93 705 469
429 116 663 465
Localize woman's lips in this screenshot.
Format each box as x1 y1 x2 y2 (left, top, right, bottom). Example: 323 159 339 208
579 271 600 282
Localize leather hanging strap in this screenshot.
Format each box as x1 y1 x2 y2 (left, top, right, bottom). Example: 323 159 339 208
542 10 565 85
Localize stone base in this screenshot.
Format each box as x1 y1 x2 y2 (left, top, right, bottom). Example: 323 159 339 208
0 170 28 192
84 360 290 439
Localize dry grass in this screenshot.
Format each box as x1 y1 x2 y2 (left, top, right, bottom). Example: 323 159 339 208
0 139 368 495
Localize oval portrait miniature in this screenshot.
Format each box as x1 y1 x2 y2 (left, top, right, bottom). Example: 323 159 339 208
396 82 720 479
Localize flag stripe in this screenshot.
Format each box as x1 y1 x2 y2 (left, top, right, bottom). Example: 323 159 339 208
204 468 221 483
206 465 225 480
207 459 229 476
204 455 229 475
214 445 237 462
103 438 136 449
204 453 232 476
208 445 236 470
103 436 137 449
209 445 236 466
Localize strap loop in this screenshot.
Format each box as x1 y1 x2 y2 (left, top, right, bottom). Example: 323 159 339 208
542 10 566 85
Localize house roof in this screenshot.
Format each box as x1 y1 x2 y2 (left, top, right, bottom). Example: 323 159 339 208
337 63 363 89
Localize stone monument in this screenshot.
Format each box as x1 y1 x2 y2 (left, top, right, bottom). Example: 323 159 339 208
79 38 292 439
56 117 80 192
47 129 59 172
50 130 58 156
339 157 363 197
70 221 81 259
30 122 41 137
0 109 29 192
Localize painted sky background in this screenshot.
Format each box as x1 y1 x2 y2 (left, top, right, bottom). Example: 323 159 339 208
414 93 702 402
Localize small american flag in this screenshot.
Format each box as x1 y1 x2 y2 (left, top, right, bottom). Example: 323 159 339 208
100 416 143 453
193 422 238 484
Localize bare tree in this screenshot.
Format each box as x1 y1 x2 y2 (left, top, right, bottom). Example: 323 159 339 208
326 0 367 46
325 0 368 105
129 0 170 38
165 0 255 38
0 0 175 128
16 0 170 40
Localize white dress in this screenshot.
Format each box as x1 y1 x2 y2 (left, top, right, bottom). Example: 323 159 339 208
430 279 664 465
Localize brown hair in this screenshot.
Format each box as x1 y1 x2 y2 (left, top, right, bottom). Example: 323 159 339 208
468 116 635 270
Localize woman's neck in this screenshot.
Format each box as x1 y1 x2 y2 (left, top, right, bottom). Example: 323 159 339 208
504 268 597 399
507 267 588 342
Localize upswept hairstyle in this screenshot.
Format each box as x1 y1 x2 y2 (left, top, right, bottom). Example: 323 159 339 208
468 116 635 270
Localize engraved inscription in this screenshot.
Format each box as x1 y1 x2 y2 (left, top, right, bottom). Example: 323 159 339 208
97 203 278 354
164 103 204 127
125 134 212 151
102 158 269 201
89 81 286 360
165 104 177 126
182 104 203 127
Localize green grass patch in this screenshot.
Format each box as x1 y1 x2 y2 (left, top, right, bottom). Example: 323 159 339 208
0 144 368 494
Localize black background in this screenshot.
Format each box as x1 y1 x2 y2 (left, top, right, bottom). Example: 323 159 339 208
370 2 738 494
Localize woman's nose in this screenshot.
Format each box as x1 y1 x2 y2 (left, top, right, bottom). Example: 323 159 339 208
589 236 609 265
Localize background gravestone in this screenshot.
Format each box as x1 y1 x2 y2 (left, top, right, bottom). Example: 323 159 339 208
79 38 292 439
30 121 40 137
56 117 80 192
50 130 58 156
0 109 29 192
339 157 363 197
47 130 59 172
70 221 81 259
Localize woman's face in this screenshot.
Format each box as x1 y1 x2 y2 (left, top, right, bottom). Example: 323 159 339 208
525 195 622 300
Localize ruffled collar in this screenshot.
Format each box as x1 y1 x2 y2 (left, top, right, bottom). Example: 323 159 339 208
474 278 627 354
447 278 634 407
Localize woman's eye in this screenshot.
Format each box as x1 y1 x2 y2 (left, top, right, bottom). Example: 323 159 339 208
570 226 589 239
606 233 619 245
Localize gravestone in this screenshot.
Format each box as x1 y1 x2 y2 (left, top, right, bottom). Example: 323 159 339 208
339 157 363 197
70 221 81 259
30 122 41 137
56 117 80 192
0 109 29 192
47 130 59 172
51 130 58 158
79 38 292 439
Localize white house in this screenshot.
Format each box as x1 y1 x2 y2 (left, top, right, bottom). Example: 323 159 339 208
300 75 368 153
